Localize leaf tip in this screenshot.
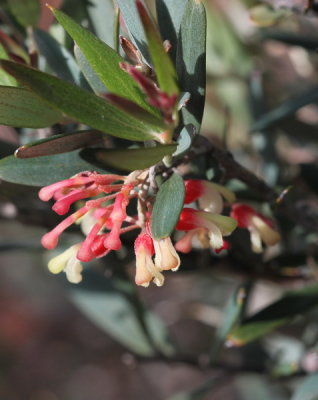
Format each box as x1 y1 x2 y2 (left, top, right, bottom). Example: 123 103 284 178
45 3 55 12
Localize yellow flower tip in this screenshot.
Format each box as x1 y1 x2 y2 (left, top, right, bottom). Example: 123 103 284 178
154 237 180 271
47 244 82 283
45 3 55 12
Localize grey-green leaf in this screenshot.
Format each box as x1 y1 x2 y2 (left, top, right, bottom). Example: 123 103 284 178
176 0 206 131
81 144 177 172
15 130 103 158
116 0 150 62
33 28 87 87
1 60 163 141
151 173 185 239
0 86 62 128
0 150 107 186
156 0 188 64
51 7 156 114
291 373 318 400
87 0 115 48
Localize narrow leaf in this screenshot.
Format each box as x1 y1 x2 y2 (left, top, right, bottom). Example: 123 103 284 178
15 130 103 158
74 45 107 94
151 173 185 239
0 86 62 128
210 282 251 362
291 373 318 400
50 7 156 114
81 144 177 172
33 28 86 87
176 0 206 130
136 0 179 96
7 0 40 27
227 283 318 346
1 60 163 141
0 150 107 186
156 0 188 64
252 85 318 132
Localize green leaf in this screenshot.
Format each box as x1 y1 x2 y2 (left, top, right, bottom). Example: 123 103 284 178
176 0 206 130
151 173 185 239
156 0 188 64
81 144 177 172
227 283 318 346
291 373 318 400
0 86 62 128
210 282 251 362
33 29 87 87
116 0 150 62
50 7 156 114
251 85 318 132
70 271 175 357
7 0 40 27
0 150 107 186
0 43 17 86
15 130 103 158
1 60 163 141
136 0 179 96
174 124 195 157
74 45 107 94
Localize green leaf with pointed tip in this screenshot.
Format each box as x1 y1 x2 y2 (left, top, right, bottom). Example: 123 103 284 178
74 45 107 94
227 283 318 346
291 373 318 400
81 144 177 172
0 86 62 128
1 60 163 142
33 29 88 88
177 0 206 130
7 0 40 27
15 130 103 158
0 150 107 186
151 173 185 239
50 7 157 115
137 0 179 96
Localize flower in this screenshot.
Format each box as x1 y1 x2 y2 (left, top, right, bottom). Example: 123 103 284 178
47 243 83 284
134 232 164 287
184 179 236 213
176 208 237 252
230 203 281 253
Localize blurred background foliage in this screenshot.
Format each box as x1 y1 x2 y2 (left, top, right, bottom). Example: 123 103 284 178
1 0 318 399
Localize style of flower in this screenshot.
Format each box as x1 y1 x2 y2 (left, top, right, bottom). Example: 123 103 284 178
230 203 281 253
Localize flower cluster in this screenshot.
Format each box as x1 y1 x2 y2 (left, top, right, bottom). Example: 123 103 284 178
39 174 281 287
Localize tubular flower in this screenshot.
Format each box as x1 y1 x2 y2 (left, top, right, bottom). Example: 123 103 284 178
134 232 164 287
176 208 237 252
40 171 141 283
184 180 236 213
230 203 281 253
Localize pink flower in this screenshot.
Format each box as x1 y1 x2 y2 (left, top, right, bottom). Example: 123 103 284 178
230 203 281 253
